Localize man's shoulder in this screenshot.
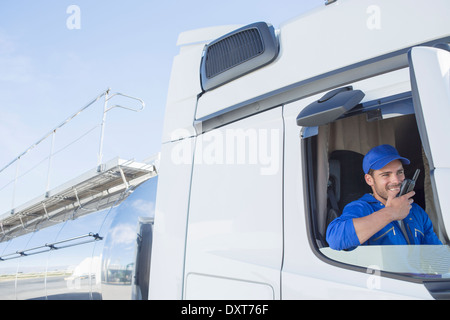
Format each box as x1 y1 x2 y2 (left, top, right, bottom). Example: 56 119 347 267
342 194 377 217
410 202 429 219
346 193 377 207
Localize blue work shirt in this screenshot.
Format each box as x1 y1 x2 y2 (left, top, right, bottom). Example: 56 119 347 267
326 193 442 251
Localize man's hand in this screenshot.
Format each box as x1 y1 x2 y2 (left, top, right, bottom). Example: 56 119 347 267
385 191 415 222
352 191 415 245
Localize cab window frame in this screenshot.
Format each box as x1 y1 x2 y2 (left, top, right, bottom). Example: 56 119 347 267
302 91 450 285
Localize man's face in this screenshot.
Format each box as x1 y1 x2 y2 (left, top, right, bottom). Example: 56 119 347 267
365 159 405 204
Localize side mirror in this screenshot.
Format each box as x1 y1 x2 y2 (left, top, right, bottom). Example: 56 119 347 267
296 86 365 127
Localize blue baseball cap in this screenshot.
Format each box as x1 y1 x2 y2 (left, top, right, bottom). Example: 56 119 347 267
363 144 410 174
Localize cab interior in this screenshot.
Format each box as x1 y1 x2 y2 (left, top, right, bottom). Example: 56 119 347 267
300 90 445 248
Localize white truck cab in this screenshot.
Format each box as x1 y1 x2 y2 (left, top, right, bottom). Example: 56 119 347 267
149 0 450 299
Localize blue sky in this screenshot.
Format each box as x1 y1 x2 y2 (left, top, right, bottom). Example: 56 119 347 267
0 0 323 211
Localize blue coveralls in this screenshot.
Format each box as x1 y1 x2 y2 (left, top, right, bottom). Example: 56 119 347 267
326 193 442 251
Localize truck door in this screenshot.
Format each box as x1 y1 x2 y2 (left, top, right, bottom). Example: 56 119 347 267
183 108 284 299
409 46 450 240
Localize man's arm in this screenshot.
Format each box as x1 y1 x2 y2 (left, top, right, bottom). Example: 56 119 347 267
352 191 414 244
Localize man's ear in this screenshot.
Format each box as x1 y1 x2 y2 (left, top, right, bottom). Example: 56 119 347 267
365 173 374 187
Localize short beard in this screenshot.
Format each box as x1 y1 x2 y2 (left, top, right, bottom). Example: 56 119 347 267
373 182 402 202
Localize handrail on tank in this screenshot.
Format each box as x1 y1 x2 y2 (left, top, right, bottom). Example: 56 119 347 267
97 88 146 169
0 88 145 212
0 90 107 176
0 232 103 261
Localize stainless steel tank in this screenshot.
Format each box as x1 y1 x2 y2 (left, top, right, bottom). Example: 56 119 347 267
0 176 157 300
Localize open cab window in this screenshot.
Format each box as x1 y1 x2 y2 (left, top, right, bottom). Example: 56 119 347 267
300 46 450 287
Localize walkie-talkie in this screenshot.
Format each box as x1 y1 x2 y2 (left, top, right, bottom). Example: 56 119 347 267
397 169 420 197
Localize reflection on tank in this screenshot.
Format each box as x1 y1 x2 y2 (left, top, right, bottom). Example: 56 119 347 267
0 176 157 300
103 263 134 285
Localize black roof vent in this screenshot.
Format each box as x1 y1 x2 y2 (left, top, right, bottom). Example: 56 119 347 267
200 22 279 91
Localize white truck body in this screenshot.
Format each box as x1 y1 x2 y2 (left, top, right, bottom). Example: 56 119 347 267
1 0 450 300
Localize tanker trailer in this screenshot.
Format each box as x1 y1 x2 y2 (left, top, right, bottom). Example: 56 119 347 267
0 159 157 300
